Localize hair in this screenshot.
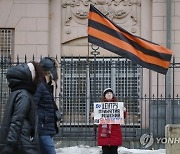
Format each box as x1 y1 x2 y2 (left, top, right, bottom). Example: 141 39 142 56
50 57 59 81
30 61 44 85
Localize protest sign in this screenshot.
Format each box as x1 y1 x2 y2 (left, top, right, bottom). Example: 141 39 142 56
94 102 124 124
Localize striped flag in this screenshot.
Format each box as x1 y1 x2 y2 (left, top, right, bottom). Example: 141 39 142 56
88 4 173 75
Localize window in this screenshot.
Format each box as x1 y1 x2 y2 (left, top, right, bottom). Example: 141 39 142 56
0 29 14 123
0 29 14 59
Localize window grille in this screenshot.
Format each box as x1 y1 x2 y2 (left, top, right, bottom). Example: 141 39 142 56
0 29 14 123
0 29 14 59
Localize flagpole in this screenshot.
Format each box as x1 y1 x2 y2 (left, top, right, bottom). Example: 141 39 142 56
90 43 100 146
91 44 100 102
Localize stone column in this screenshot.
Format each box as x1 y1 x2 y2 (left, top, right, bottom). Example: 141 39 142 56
49 0 61 59
140 0 152 129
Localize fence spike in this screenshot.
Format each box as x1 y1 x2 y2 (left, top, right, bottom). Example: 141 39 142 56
9 54 12 65
17 55 19 64
25 54 27 63
40 55 42 61
32 54 35 61
176 94 179 98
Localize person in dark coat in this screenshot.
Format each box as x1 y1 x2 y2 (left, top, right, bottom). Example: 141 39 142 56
34 57 59 154
0 62 42 154
97 88 127 154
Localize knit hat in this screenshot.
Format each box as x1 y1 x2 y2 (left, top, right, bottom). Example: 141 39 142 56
40 57 58 81
103 88 113 97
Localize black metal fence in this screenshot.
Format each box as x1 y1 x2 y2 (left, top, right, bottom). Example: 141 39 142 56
1 56 180 149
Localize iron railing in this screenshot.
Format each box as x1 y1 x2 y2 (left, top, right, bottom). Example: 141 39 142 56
0 56 180 149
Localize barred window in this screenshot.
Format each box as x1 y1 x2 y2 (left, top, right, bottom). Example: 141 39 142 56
61 58 141 125
0 29 14 123
0 29 14 59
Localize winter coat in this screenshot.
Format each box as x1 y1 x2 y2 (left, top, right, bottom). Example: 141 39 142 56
97 99 127 146
0 64 40 154
34 81 58 136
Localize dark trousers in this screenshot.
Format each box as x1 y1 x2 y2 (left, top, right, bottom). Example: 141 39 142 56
102 146 118 154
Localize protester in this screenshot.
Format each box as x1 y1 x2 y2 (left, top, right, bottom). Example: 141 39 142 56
97 88 127 154
34 57 60 154
0 62 42 154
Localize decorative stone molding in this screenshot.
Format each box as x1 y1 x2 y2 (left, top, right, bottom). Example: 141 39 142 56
61 0 141 44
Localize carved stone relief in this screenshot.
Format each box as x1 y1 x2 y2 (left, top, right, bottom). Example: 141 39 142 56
61 0 141 44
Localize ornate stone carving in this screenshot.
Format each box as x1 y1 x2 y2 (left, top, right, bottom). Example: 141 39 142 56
61 0 141 43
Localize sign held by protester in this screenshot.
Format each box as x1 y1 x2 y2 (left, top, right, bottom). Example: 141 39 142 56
94 102 124 124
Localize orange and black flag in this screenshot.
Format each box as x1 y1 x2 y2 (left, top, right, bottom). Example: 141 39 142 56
88 4 173 75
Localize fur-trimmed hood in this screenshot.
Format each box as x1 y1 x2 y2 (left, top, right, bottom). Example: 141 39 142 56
6 64 36 94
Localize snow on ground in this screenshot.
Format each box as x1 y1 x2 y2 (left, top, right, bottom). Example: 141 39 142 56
56 146 166 154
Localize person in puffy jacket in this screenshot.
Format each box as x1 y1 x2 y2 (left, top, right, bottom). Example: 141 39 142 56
34 57 59 154
0 62 42 154
98 88 127 154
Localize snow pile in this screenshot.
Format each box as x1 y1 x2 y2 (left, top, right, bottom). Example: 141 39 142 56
56 145 166 154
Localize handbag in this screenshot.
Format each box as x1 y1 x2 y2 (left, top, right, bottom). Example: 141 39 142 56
55 109 63 122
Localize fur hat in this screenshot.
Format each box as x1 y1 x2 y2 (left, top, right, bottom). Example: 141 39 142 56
103 88 113 97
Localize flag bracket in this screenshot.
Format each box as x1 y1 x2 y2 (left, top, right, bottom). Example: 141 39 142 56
90 44 100 56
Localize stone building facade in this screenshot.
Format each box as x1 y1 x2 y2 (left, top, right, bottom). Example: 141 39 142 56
0 0 179 87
